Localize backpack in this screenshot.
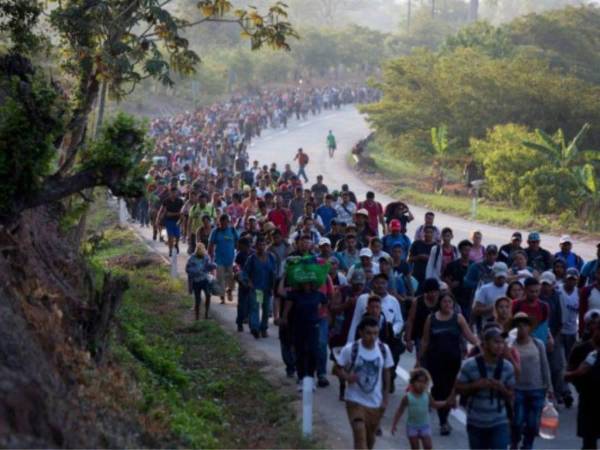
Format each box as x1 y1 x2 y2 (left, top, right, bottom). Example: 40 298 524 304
347 340 387 372
460 356 512 419
299 153 309 165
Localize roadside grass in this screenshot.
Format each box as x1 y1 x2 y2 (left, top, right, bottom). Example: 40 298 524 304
86 199 317 449
363 142 586 235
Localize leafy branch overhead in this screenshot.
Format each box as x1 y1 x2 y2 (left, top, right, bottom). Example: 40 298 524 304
0 0 297 220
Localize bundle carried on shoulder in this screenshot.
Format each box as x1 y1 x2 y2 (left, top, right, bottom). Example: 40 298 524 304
285 255 330 287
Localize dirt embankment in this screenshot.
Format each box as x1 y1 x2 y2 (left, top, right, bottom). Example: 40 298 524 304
0 207 155 448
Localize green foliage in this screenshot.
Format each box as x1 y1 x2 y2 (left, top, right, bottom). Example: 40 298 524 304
519 166 579 214
443 21 515 58
363 46 600 154
0 73 64 213
79 113 150 198
469 124 547 205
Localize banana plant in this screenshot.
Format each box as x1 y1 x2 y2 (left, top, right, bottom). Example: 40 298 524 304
574 163 600 231
522 122 600 168
430 124 457 193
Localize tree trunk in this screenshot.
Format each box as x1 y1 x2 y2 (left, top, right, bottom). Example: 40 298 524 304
469 0 479 21
94 81 108 138
407 0 412 33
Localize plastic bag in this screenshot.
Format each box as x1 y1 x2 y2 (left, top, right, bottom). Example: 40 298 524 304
285 255 330 287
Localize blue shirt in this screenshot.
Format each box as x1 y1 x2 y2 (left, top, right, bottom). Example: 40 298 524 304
382 233 411 261
316 205 337 233
554 251 584 270
581 259 599 285
243 253 277 290
287 290 327 324
209 226 238 266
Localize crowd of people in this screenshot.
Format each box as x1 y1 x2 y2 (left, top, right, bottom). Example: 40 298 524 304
129 84 600 450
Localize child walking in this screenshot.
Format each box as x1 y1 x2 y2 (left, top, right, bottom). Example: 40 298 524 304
391 368 452 450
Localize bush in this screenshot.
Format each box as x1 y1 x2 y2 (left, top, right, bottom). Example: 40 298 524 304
469 124 546 206
518 166 579 214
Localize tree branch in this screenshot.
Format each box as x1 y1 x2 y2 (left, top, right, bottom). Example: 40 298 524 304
17 165 131 215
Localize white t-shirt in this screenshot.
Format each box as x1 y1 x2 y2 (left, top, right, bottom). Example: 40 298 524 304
588 287 600 310
475 282 507 321
558 285 579 335
336 340 394 408
346 293 403 345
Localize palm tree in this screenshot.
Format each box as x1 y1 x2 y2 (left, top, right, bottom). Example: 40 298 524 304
522 123 600 168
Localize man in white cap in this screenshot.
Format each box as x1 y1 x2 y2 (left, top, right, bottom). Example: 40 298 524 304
348 247 380 282
473 262 509 325
554 234 584 270
317 237 333 260
355 208 376 248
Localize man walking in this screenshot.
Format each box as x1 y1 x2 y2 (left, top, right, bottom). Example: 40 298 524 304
294 147 309 183
208 214 238 304
334 316 394 450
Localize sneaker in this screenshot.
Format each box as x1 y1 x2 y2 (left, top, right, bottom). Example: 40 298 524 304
251 330 260 339
237 324 243 332
260 330 268 338
317 377 330 388
376 428 382 437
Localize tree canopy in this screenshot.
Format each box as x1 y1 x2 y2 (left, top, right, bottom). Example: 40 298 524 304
0 0 297 218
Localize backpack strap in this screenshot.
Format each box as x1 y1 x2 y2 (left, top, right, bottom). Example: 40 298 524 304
348 341 360 372
378 341 387 361
493 358 505 412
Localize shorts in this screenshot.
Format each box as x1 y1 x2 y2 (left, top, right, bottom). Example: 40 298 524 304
165 219 180 238
406 424 431 439
216 265 235 292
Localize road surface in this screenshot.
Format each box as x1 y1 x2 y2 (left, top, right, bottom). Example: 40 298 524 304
249 105 597 260
127 104 585 449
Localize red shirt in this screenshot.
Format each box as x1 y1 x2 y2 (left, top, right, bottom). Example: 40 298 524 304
359 200 383 235
512 298 549 325
268 208 291 237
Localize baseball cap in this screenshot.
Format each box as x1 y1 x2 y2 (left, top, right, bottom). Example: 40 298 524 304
318 237 331 246
356 208 369 217
492 262 508 278
359 248 373 258
510 312 534 329
482 323 503 341
486 244 498 254
559 235 572 245
346 222 357 229
350 270 366 284
528 232 541 242
566 268 580 279
389 219 402 231
511 232 522 241
540 271 556 285
248 215 257 221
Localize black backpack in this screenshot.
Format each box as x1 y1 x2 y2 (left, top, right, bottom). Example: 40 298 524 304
460 356 511 417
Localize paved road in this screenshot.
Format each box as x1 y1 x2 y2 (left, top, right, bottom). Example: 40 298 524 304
126 105 584 449
249 105 598 260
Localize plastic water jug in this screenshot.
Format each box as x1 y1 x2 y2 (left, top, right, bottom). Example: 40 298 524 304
539 401 559 440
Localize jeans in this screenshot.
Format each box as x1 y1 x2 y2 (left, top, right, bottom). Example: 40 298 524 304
279 323 296 376
467 423 510 450
547 336 568 399
294 321 319 379
236 287 251 326
297 165 308 182
317 318 329 377
249 289 271 332
138 198 149 226
512 388 546 450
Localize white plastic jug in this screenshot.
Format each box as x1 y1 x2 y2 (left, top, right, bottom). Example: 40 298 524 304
539 401 559 440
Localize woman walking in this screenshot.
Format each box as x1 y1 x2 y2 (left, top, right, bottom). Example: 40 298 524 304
421 293 479 436
185 243 215 320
